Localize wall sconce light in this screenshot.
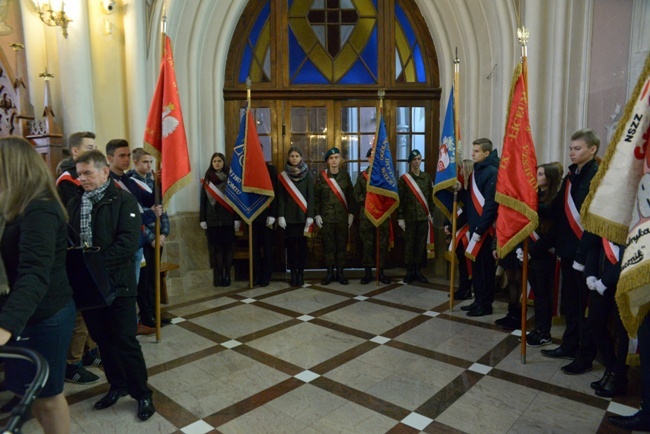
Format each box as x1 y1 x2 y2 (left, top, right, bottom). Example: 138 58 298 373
100 0 116 15
34 1 73 38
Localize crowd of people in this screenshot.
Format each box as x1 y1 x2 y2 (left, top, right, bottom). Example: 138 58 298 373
0 125 647 432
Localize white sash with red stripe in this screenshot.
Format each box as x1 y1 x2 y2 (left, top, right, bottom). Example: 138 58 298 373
603 239 620 264
202 179 235 214
279 171 314 236
130 177 153 194
113 179 145 214
402 173 435 258
56 171 81 187
564 180 583 239
465 172 493 260
322 170 348 212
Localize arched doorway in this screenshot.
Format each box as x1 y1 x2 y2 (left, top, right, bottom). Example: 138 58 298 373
223 0 440 270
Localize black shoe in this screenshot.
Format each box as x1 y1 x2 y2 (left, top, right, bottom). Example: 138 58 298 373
213 269 220 287
403 266 414 284
595 372 627 397
466 305 493 317
137 397 156 421
141 317 172 328
461 302 480 311
494 314 521 330
321 267 335 285
414 265 429 283
297 270 304 286
608 411 650 431
378 269 391 285
450 289 472 300
541 347 576 360
526 330 552 347
591 370 611 390
290 269 298 286
561 360 593 375
360 268 373 285
222 271 231 287
82 348 102 367
94 389 128 410
337 268 348 285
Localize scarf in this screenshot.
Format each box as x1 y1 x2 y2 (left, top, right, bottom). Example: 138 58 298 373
204 169 227 207
0 216 7 295
285 160 308 182
80 179 111 246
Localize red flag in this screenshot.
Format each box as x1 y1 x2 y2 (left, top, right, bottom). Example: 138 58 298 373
242 109 274 196
495 63 539 258
143 34 191 209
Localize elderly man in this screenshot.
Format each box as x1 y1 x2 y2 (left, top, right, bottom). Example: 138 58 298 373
67 150 155 421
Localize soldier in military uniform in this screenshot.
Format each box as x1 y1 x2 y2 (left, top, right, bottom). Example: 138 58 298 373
354 148 391 284
315 147 355 285
398 149 435 283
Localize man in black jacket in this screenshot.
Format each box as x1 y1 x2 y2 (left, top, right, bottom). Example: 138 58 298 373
68 150 155 421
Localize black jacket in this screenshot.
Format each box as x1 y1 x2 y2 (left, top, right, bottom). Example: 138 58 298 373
68 181 142 298
0 199 72 336
57 157 81 206
199 178 237 227
462 149 500 236
278 171 315 224
584 234 623 289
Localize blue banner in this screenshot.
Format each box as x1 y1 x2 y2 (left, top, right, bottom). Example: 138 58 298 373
433 87 458 220
365 115 399 226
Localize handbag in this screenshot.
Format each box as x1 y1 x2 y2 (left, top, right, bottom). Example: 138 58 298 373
65 227 115 310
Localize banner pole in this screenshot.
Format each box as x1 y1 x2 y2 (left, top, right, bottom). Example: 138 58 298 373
246 78 253 289
449 49 461 312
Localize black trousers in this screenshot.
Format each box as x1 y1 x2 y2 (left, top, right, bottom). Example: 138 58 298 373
529 253 556 334
285 223 307 270
136 243 161 322
83 297 151 399
472 235 496 308
253 222 274 281
559 257 596 362
588 288 628 375
638 314 650 412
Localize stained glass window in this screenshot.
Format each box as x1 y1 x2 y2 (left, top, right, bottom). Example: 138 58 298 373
239 1 272 83
395 2 425 83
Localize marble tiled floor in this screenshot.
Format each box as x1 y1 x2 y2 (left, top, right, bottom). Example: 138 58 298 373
3 270 642 433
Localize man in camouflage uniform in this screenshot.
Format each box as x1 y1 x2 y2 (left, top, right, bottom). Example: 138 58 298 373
398 149 434 283
315 147 356 285
354 148 391 284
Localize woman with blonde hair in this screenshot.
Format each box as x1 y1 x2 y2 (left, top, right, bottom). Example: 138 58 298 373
0 136 75 434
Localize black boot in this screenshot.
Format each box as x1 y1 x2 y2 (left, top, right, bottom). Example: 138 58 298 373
450 287 472 300
213 268 220 287
591 370 611 390
337 268 348 285
297 269 304 286
495 304 521 330
595 372 628 398
378 268 391 284
414 264 429 283
403 266 414 283
321 267 335 285
290 269 298 286
222 269 231 287
360 267 373 284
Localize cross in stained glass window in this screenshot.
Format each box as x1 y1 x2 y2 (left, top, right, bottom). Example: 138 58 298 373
307 0 359 57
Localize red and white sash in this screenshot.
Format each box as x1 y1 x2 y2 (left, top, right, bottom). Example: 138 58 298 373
113 178 146 214
603 238 620 264
465 172 494 260
564 179 583 239
279 171 314 236
322 170 348 213
402 173 435 258
130 177 153 194
56 171 81 187
201 179 235 215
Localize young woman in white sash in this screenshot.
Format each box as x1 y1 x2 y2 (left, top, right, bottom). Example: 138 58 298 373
277 147 314 286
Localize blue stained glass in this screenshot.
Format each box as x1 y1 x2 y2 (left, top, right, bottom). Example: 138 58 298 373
249 1 270 46
370 0 377 9
288 29 306 79
360 26 378 79
292 58 329 84
239 44 253 83
339 58 375 84
413 44 425 83
395 3 416 47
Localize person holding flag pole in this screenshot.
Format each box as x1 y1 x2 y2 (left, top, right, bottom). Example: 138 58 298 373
224 78 275 289
356 89 400 285
143 8 192 341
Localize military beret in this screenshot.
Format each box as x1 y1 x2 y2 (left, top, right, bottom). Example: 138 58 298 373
324 147 340 161
366 147 373 158
408 149 421 163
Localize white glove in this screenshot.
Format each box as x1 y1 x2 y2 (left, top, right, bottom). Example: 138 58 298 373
348 214 354 228
516 248 524 262
304 217 314 232
200 221 208 230
586 276 597 290
594 279 607 296
278 217 287 229
471 232 481 243
234 221 241 232
572 260 585 272
398 219 406 231
315 215 323 228
266 216 276 228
